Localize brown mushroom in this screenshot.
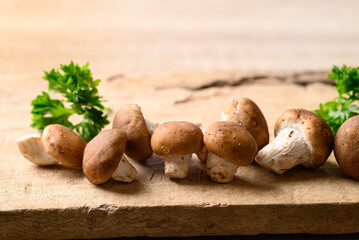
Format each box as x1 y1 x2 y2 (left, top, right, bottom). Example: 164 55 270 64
222 98 269 149
83 129 137 184
255 109 333 174
204 121 258 183
42 124 86 168
113 104 157 161
334 115 359 180
151 121 203 179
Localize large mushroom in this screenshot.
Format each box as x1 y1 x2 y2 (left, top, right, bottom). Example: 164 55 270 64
42 124 86 167
221 98 269 149
334 115 359 180
204 121 258 183
83 129 137 184
151 121 203 179
255 109 333 174
113 104 157 161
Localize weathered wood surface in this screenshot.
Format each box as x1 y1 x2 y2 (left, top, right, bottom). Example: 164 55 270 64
1 0 359 238
1 70 359 239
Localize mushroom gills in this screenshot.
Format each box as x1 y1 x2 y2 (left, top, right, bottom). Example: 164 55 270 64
164 154 192 179
111 155 137 182
206 151 238 183
16 134 58 166
255 127 311 174
145 119 158 136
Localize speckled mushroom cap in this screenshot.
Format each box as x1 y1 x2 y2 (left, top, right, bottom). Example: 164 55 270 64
222 98 269 149
151 121 203 156
334 115 359 180
274 109 333 169
83 129 127 185
204 121 258 166
113 104 152 161
42 124 86 167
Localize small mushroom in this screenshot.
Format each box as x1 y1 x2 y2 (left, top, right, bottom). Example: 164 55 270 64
204 121 258 183
255 109 333 174
42 124 86 168
113 104 158 161
334 115 359 180
151 121 203 179
83 129 137 184
221 98 269 149
16 134 58 166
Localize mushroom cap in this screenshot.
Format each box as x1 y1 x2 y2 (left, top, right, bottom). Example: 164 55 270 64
113 104 152 161
334 115 359 180
151 121 203 156
42 124 86 167
222 98 269 149
204 121 258 166
83 129 127 185
274 109 333 169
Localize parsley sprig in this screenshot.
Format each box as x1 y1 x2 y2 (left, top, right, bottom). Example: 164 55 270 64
314 65 359 135
31 62 109 142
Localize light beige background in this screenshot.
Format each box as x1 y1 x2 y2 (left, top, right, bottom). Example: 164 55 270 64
1 0 358 79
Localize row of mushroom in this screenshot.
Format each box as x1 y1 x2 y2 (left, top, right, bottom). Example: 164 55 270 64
17 97 359 185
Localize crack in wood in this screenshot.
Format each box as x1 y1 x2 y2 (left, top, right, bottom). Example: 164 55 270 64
172 71 334 105
186 71 333 91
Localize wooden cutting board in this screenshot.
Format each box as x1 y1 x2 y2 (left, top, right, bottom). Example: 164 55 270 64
1 71 358 239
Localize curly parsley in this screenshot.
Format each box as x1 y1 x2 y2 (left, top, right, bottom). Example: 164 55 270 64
314 65 359 136
30 62 109 142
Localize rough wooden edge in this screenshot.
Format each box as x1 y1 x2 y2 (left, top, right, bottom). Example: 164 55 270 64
1 203 358 239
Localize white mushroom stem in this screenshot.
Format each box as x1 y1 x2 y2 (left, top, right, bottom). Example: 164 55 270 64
16 134 58 166
255 127 311 174
145 119 158 136
164 154 192 179
111 155 137 182
206 151 238 183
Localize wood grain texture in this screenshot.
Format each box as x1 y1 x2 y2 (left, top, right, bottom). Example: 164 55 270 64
1 71 359 239
1 0 359 238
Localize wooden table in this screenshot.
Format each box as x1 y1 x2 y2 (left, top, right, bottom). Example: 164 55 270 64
1 1 359 239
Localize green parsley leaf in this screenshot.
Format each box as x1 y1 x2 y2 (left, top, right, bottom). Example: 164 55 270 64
30 62 109 142
314 65 359 136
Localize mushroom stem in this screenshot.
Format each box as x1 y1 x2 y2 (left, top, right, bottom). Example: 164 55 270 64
255 127 311 174
16 134 58 166
164 154 192 179
111 155 137 182
206 151 238 183
145 119 158 136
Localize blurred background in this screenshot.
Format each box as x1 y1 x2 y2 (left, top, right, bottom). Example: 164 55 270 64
1 0 358 79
